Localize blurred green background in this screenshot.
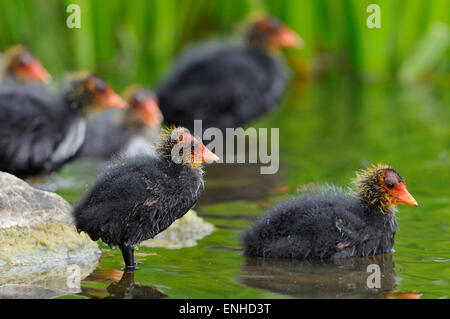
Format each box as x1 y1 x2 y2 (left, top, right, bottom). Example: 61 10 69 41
0 0 448 88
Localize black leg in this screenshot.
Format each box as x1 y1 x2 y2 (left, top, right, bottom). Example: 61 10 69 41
119 241 137 271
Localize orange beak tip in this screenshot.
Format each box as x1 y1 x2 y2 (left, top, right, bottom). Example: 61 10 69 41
140 100 163 128
112 96 128 109
407 195 418 207
395 183 418 207
278 27 304 49
119 101 129 109
26 60 51 83
202 151 220 163
288 34 304 49
43 73 52 84
403 198 418 207
401 196 418 207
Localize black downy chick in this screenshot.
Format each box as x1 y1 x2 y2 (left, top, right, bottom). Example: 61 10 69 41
157 14 303 132
243 164 418 259
73 126 219 270
0 72 127 177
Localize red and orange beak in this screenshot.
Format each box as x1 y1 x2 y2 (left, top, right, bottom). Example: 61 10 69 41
199 144 220 163
134 98 163 128
16 59 51 83
272 25 304 49
179 132 220 165
100 87 128 110
394 182 418 206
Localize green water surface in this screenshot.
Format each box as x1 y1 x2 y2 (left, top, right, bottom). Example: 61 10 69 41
53 81 449 299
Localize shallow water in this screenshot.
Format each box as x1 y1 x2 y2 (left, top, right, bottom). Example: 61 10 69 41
46 80 448 299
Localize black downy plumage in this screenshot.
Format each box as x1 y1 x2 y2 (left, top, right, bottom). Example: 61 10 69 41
0 73 126 177
243 164 418 259
73 126 219 270
157 15 302 132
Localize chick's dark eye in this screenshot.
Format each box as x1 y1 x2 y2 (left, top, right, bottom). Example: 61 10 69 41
269 20 280 31
18 55 30 66
386 182 394 189
96 82 106 93
133 95 142 104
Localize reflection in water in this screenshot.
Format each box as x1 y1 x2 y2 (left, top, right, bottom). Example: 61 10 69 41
37 82 448 298
0 259 99 299
80 269 167 299
105 271 167 299
238 254 397 298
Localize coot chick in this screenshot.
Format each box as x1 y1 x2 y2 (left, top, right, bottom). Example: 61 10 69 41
0 72 127 177
0 45 51 83
73 126 219 270
157 15 302 132
243 164 418 259
79 85 163 159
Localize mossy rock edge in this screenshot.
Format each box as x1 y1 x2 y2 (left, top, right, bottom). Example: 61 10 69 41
0 172 101 298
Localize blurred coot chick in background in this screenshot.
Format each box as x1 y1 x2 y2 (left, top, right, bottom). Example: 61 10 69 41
0 72 127 177
79 85 163 160
0 45 51 84
157 14 303 132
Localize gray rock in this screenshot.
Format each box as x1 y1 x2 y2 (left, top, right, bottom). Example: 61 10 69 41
0 172 76 227
0 172 101 298
140 210 215 249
